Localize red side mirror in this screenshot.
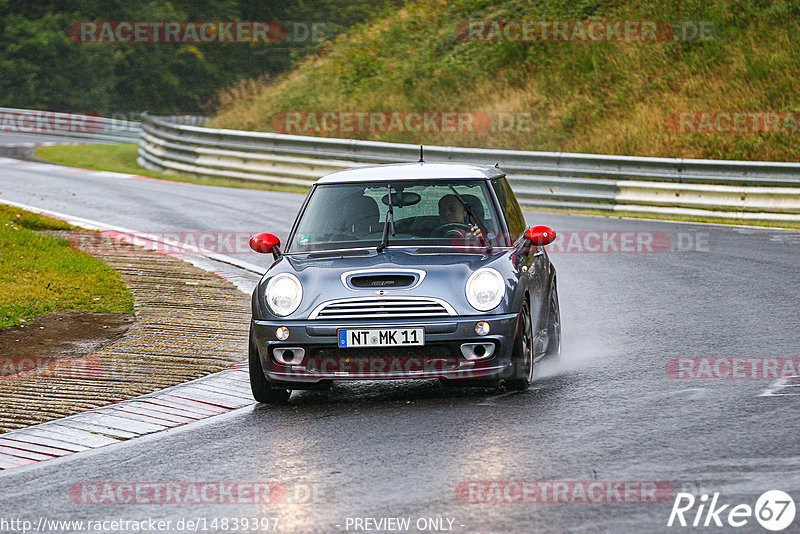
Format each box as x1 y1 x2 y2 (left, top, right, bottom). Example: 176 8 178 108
524 226 556 246
250 233 281 256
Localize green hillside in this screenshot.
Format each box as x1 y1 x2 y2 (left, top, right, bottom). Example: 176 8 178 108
211 0 800 161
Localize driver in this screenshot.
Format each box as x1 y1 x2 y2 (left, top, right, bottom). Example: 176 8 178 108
438 194 482 240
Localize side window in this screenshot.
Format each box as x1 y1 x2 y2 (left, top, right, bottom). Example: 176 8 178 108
491 178 525 243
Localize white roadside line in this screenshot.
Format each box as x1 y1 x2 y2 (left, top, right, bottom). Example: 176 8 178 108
0 198 272 472
760 376 800 397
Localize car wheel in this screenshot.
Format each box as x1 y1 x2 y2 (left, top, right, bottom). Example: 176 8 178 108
248 325 290 404
506 299 534 391
545 283 562 361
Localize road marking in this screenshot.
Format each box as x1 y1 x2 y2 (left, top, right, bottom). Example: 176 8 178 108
760 375 800 396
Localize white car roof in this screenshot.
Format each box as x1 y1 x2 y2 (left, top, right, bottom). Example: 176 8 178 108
316 162 505 184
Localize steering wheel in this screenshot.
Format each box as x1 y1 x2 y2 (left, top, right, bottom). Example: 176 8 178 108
437 222 472 238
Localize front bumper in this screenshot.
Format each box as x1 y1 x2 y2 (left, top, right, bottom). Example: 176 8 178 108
252 314 518 384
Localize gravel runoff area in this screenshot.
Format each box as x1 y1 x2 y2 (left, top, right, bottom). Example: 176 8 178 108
0 233 251 433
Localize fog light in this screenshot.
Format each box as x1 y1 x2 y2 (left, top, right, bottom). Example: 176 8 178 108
460 342 495 361
276 326 289 341
273 347 305 365
475 321 490 336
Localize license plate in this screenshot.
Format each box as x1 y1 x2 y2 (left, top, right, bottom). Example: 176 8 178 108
338 327 424 348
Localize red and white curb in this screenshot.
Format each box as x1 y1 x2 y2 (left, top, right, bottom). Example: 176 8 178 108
0 362 253 471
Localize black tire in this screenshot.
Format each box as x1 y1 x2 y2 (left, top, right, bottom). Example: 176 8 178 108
506 299 534 391
248 325 290 404
545 284 562 361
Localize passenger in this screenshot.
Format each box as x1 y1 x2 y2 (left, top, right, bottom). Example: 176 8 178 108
338 194 380 236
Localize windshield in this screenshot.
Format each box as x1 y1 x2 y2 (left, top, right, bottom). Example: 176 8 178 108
286 180 505 253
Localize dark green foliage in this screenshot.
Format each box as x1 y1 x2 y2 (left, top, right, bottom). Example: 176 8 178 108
0 0 400 114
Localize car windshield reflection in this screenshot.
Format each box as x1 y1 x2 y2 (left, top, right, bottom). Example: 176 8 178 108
286 180 505 253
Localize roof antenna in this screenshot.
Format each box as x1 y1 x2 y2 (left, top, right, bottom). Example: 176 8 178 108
418 145 424 163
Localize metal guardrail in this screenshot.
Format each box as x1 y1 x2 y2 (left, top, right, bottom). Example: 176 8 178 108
0 107 206 144
0 107 140 143
137 113 800 222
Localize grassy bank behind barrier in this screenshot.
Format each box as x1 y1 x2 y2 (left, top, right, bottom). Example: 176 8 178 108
211 0 800 162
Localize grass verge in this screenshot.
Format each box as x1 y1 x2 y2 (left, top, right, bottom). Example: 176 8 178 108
34 143 310 194
0 205 134 329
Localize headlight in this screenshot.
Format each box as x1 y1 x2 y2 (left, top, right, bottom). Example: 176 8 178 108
265 274 303 316
466 268 505 311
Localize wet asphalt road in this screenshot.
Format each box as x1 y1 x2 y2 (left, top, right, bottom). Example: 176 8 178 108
0 151 799 533
0 132 110 145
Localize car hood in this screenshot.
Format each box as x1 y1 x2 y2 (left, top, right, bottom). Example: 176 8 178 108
257 249 518 319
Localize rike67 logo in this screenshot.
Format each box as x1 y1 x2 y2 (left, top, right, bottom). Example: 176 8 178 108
668 490 796 531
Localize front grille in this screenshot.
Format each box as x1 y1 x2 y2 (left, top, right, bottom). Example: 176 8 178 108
308 296 454 320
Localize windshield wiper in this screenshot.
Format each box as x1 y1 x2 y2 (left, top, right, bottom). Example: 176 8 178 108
448 185 492 253
377 184 395 253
